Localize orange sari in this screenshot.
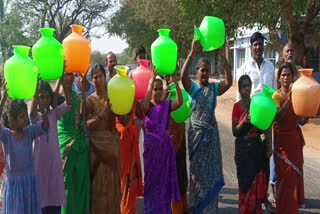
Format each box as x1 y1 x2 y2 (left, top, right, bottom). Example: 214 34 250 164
116 104 143 214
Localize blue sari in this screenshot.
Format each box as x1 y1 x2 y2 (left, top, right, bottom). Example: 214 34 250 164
187 81 225 214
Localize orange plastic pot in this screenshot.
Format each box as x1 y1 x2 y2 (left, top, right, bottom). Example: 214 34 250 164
62 25 91 74
291 69 320 117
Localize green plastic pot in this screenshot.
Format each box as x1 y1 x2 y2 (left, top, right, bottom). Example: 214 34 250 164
4 46 38 99
151 29 177 75
168 83 191 124
249 85 277 130
32 28 64 81
194 16 225 52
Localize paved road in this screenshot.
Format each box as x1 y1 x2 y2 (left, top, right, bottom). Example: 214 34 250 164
137 98 320 213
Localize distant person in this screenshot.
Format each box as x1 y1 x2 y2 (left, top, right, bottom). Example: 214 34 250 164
128 45 147 78
272 62 308 214
105 51 118 82
276 42 302 88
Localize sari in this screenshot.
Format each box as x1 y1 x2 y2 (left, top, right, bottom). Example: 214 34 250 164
187 82 224 214
116 103 143 214
170 120 188 214
87 95 121 214
58 91 91 214
144 100 180 214
273 91 305 214
232 102 267 214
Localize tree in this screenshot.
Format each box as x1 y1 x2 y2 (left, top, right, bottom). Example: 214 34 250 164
107 0 196 58
109 0 320 66
90 50 105 66
15 0 114 42
0 0 31 62
177 0 320 66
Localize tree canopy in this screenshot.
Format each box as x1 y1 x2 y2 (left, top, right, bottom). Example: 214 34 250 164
108 0 320 65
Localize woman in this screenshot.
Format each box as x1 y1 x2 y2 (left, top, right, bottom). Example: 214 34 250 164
272 62 307 214
232 75 267 214
85 64 123 214
58 72 91 214
180 39 232 213
116 100 143 213
141 69 183 214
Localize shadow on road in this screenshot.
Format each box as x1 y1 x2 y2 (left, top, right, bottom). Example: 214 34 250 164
305 198 320 209
218 207 238 214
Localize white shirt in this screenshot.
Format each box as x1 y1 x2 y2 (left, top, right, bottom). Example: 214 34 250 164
236 57 276 101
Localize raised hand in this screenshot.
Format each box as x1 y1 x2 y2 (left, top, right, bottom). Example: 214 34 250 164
1 82 8 101
188 39 196 60
80 72 88 88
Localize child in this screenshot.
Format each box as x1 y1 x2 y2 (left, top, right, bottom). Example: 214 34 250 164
232 75 267 214
30 79 72 214
0 88 49 214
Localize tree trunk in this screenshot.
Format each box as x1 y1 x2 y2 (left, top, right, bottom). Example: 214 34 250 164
290 32 305 67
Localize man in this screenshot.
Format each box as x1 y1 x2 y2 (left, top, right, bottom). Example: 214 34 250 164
276 42 302 88
236 32 277 100
236 31 277 213
105 51 118 82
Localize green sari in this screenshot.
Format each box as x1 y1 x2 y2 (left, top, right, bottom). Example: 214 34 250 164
58 91 91 214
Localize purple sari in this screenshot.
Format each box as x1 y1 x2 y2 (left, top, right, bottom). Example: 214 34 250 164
143 100 180 214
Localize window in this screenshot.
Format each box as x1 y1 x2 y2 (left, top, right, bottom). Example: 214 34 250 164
264 48 276 66
237 49 245 68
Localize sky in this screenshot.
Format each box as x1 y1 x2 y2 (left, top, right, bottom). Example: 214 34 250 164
91 34 128 54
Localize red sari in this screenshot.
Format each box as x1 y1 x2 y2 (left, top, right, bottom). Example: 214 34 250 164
232 102 267 214
273 92 305 214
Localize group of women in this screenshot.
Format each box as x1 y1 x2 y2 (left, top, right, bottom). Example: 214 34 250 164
0 35 307 214
54 37 233 214
233 62 308 214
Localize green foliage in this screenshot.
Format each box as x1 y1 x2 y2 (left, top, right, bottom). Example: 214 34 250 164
116 48 135 65
0 1 30 62
90 50 105 66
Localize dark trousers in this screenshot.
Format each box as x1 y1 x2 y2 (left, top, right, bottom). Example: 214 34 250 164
42 206 61 214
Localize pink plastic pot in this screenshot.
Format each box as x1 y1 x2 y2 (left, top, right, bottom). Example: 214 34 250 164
131 60 152 99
